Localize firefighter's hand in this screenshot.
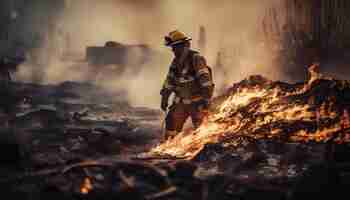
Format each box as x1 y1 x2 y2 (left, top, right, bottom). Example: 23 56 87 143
161 96 168 112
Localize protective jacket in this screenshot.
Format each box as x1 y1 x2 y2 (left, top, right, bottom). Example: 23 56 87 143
161 49 214 104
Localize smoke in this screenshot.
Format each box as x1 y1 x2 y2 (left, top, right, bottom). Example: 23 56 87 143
15 0 281 108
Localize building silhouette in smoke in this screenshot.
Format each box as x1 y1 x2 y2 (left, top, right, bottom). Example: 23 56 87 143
86 41 154 76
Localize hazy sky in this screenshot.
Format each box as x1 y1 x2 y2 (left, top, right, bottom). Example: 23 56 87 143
62 0 271 53
17 0 280 108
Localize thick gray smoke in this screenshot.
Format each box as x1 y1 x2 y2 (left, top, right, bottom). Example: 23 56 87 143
16 0 281 108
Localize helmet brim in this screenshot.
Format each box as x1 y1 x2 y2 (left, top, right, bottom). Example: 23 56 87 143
165 37 192 47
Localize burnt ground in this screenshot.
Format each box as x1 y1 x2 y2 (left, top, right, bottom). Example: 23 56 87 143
0 81 166 196
25 81 162 150
0 80 350 200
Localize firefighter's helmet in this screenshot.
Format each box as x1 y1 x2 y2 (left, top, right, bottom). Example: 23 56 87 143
164 30 192 46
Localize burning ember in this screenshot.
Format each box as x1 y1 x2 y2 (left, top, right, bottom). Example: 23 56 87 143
80 177 93 194
152 65 350 158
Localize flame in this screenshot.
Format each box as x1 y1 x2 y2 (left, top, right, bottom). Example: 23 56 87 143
151 65 350 158
219 87 267 113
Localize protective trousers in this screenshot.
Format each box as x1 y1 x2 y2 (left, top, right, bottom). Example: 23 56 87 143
165 101 206 133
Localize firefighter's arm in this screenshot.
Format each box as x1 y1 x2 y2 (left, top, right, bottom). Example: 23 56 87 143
160 68 176 97
160 68 176 111
193 55 214 100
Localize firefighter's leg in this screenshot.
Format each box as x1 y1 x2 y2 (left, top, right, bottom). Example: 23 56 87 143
165 103 190 139
190 103 207 129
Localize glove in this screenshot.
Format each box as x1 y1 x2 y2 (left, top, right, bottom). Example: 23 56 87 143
160 89 171 112
161 95 169 112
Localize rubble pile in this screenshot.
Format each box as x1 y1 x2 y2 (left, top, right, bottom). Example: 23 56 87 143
148 66 350 197
153 65 350 158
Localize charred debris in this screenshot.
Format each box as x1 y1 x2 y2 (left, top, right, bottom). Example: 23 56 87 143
0 65 349 199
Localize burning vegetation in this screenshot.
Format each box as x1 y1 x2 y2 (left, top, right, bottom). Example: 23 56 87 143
153 64 350 159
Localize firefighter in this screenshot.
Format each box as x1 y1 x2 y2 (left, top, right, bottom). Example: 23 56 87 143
160 30 215 140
